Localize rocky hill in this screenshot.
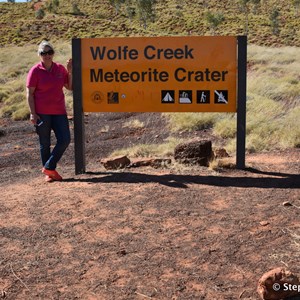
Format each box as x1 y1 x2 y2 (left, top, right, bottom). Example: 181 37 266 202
0 0 299 47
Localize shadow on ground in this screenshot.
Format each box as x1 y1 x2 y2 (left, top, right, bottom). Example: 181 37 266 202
64 168 300 189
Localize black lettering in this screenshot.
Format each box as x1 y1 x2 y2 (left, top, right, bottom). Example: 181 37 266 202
164 48 174 59
205 68 211 81
90 46 139 60
159 71 169 82
130 72 140 82
121 46 128 59
222 71 228 81
120 71 130 82
91 68 170 82
185 45 194 59
152 68 159 81
90 47 106 60
90 69 103 82
141 71 148 82
174 68 186 82
129 49 139 60
157 48 164 59
104 71 114 82
187 70 194 81
144 45 156 60
107 49 117 60
174 48 184 59
194 71 204 81
114 69 120 82
211 71 221 81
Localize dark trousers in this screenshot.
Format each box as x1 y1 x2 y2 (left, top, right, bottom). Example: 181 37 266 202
36 114 71 170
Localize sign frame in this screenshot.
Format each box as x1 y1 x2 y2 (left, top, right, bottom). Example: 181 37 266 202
72 36 247 174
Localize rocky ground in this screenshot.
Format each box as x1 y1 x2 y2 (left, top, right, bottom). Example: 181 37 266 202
0 113 300 299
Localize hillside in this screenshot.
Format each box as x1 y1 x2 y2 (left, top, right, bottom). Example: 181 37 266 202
0 0 299 155
0 2 300 299
0 0 300 47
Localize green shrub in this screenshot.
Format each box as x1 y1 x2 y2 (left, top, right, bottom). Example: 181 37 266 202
36 8 45 19
72 3 84 15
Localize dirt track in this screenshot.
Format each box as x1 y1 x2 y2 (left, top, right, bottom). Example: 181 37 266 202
0 114 300 299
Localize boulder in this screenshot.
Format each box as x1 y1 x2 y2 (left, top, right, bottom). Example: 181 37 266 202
174 139 213 166
257 267 300 300
214 147 230 158
101 156 131 170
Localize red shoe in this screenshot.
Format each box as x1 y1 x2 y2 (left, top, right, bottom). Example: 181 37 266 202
42 168 63 181
45 175 54 182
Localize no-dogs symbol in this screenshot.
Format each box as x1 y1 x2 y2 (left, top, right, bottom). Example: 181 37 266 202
214 90 228 104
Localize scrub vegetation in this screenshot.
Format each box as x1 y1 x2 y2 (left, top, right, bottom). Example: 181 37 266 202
111 136 183 158
0 0 299 154
165 45 300 153
0 5 299 297
0 0 299 47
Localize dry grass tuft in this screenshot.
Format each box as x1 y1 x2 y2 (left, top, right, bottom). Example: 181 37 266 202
111 137 183 158
209 158 236 171
123 119 145 129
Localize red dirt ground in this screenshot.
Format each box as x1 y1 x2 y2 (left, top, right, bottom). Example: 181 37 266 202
0 113 299 300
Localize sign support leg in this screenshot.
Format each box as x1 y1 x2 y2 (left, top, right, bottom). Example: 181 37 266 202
72 38 86 174
236 36 247 169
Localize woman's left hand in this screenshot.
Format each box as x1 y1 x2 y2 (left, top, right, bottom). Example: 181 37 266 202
67 59 72 73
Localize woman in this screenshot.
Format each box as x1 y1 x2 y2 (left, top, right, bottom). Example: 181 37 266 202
26 40 72 182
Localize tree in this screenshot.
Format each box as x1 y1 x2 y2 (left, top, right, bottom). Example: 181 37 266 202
239 0 250 35
110 0 125 15
53 0 59 8
251 0 260 14
205 11 225 35
292 0 300 15
47 0 59 13
136 0 155 29
35 8 45 19
7 0 15 3
270 8 280 35
72 2 84 15
125 0 135 21
239 0 261 35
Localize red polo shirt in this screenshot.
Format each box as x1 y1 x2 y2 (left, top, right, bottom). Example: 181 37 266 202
26 62 69 115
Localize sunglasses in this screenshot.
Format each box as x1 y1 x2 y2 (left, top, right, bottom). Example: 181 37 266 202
40 50 54 56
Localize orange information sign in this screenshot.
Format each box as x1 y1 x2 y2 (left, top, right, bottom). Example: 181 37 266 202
72 36 247 174
80 36 237 113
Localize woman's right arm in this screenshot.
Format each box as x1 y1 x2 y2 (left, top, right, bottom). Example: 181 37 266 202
27 87 39 125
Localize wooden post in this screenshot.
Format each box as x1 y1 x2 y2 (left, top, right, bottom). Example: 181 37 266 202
236 36 247 169
72 38 86 174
